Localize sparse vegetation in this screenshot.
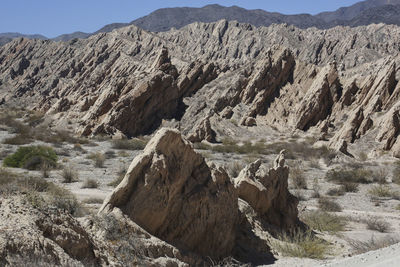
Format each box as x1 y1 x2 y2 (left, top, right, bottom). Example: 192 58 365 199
3 146 57 170
368 185 393 198
87 152 106 168
290 164 307 189
326 168 374 185
82 178 99 189
301 210 345 233
108 165 127 187
318 197 342 212
227 161 244 178
364 217 391 233
83 197 104 204
111 138 147 150
61 166 79 183
327 186 345 196
272 230 330 259
348 236 400 254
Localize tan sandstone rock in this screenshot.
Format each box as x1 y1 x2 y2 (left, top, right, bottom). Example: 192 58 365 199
99 128 238 259
234 151 300 231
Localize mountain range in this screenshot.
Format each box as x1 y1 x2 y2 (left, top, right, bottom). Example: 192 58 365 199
2 0 400 45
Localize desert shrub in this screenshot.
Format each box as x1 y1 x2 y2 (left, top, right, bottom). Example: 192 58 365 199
301 210 345 233
3 146 57 170
373 168 388 184
3 134 33 145
327 186 345 196
392 161 400 184
227 161 244 178
117 150 129 157
87 152 105 168
340 182 359 193
62 166 79 183
272 230 330 259
348 236 400 254
40 161 51 178
0 149 12 160
358 152 368 161
83 197 104 204
368 185 393 198
364 217 391 233
293 190 307 201
104 150 116 159
290 165 307 189
326 168 374 185
82 178 99 189
311 178 321 198
108 166 126 187
318 197 342 212
47 184 82 216
111 138 147 150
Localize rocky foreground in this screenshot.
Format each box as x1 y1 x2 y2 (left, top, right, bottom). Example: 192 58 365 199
0 128 299 266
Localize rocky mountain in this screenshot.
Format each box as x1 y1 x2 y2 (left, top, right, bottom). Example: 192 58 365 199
0 32 46 46
3 0 400 45
315 0 400 22
1 20 400 158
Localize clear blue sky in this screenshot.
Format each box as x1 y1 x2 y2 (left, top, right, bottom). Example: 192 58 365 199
1 0 361 37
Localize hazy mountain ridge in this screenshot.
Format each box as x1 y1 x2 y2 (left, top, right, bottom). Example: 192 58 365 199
2 0 400 45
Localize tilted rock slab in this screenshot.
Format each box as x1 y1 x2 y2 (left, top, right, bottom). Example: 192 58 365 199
234 151 299 231
100 128 238 259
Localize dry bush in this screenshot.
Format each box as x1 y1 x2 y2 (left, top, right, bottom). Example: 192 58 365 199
341 182 359 193
348 236 400 254
358 152 368 161
311 178 321 198
83 197 104 204
318 197 342 212
392 161 400 184
326 168 374 185
87 152 106 168
368 185 393 198
290 165 307 189
364 217 391 233
327 187 345 196
301 210 345 233
272 230 330 259
104 150 116 159
111 138 147 150
117 150 129 157
62 166 79 183
227 161 244 178
108 165 127 187
293 190 308 201
373 168 388 184
82 178 99 189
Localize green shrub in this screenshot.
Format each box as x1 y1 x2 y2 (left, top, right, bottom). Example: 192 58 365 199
3 146 57 170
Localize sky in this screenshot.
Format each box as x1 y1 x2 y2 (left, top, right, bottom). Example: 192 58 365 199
0 0 362 38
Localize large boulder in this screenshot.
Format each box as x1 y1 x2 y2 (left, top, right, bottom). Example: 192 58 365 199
234 151 300 231
100 128 238 259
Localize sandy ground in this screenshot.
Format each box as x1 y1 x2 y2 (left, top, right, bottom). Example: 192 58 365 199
1 124 400 266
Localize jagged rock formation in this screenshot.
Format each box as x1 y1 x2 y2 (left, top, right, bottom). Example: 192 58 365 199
234 152 299 231
1 21 400 156
100 128 239 259
0 197 107 266
98 128 301 264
